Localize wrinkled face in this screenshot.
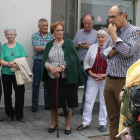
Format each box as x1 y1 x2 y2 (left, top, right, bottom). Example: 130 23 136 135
108 6 126 30
97 33 107 47
53 25 64 39
5 30 16 42
83 16 94 32
38 21 48 34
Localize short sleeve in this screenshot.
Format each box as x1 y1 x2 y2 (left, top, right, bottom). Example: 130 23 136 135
17 43 28 57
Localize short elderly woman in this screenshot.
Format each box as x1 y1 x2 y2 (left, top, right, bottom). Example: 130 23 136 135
41 22 83 135
77 30 109 132
0 27 27 122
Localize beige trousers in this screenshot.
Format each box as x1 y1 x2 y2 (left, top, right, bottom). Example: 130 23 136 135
104 76 125 140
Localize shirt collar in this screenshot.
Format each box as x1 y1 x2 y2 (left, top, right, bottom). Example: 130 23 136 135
118 22 130 34
38 31 48 37
83 28 93 34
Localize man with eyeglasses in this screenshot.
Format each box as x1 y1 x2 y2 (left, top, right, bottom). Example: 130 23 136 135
73 14 97 115
101 5 140 140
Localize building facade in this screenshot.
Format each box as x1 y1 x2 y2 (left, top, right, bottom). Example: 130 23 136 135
0 0 139 106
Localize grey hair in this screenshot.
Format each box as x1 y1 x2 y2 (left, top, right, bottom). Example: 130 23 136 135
4 27 17 35
97 30 109 37
38 18 48 25
117 4 127 19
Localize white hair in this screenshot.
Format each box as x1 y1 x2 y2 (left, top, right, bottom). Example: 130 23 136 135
97 30 109 37
4 27 17 35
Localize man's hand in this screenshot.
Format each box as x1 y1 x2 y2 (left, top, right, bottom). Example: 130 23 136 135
119 91 124 101
108 49 118 58
115 127 130 138
35 46 45 52
108 23 118 44
75 42 81 49
80 42 89 49
108 23 117 36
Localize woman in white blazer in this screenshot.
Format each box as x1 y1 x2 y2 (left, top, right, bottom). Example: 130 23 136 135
77 30 109 132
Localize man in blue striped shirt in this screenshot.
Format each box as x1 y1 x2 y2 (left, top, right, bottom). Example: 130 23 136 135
101 5 140 140
31 19 53 113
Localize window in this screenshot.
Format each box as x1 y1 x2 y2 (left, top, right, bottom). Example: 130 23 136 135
51 0 78 39
81 0 134 30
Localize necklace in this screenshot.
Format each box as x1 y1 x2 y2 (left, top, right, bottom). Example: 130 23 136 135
9 47 15 56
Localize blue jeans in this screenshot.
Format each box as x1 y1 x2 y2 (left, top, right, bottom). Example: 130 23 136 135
32 59 49 108
81 65 88 109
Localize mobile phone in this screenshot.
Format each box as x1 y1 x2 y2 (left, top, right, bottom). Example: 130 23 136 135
81 42 86 44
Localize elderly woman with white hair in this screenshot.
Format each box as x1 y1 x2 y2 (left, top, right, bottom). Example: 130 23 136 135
77 30 109 132
0 27 27 122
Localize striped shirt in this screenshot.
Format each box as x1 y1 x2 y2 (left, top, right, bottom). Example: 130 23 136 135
32 31 53 59
101 23 140 77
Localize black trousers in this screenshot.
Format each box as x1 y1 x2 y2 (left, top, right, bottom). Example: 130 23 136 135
2 74 25 119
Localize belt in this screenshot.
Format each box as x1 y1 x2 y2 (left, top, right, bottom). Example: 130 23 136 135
107 75 125 80
96 67 104 70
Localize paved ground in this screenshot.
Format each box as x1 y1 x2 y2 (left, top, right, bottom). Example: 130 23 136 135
0 103 109 140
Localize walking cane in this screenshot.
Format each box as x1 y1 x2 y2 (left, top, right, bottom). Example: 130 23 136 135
56 77 59 138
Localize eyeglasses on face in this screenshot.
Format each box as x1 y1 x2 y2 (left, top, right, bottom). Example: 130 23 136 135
107 15 120 19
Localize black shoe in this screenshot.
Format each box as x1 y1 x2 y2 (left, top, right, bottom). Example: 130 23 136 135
0 117 4 121
44 106 50 110
32 107 37 113
17 118 26 122
77 124 89 131
48 126 57 133
6 117 13 122
99 125 106 132
64 129 71 135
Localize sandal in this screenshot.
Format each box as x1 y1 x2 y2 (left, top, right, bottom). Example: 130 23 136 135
0 117 4 121
99 125 106 132
77 124 89 131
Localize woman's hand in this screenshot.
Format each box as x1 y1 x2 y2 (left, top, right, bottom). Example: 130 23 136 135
98 74 106 79
11 64 19 70
8 61 15 66
53 72 60 78
48 65 55 74
88 71 102 81
49 65 65 78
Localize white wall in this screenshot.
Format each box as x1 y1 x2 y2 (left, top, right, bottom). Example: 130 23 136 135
0 0 51 107
136 0 140 27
